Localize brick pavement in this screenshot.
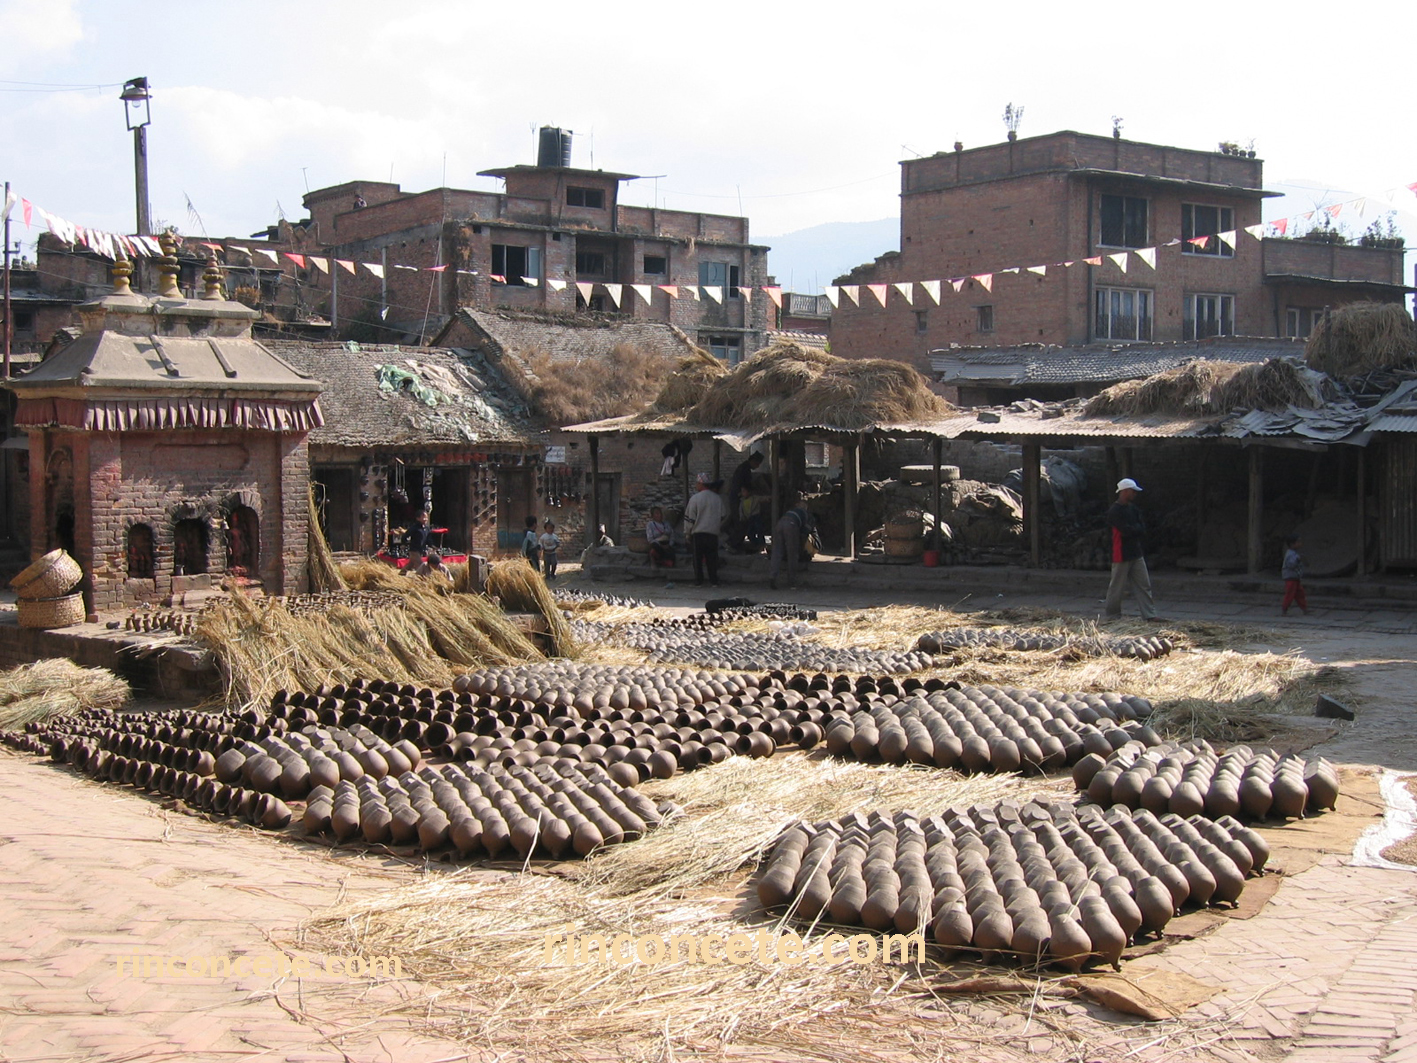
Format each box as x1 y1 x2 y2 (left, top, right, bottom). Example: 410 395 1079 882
0 753 477 1063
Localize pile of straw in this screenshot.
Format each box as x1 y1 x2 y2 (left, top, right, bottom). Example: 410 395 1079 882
485 558 577 657
1306 301 1417 376
307 486 347 593
651 345 730 412
0 659 130 730
1085 358 1321 417
525 342 678 425
688 340 951 430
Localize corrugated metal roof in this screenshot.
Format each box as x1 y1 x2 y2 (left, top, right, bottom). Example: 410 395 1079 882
931 338 1304 387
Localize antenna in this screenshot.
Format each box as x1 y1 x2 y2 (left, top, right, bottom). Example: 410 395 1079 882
300 167 310 193
1111 115 1124 140
1003 102 1024 142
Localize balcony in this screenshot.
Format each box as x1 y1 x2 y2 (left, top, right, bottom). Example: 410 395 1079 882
1262 237 1407 289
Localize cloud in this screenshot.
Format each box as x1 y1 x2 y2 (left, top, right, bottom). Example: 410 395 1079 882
0 0 82 55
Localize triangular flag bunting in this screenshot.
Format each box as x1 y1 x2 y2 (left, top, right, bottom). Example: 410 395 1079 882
632 283 653 306
1083 256 1103 266
762 286 782 308
681 285 699 301
393 264 417 271
547 279 567 291
21 198 32 227
824 286 840 308
657 284 678 298
892 282 914 304
1187 236 1210 249
523 277 540 287
309 256 330 273
1026 265 1047 276
702 286 723 303
603 283 622 308
2 190 15 224
1108 252 1129 273
840 285 859 306
364 262 385 278
284 253 306 268
972 274 992 292
999 267 1019 275
738 287 751 303
456 269 478 276
201 241 223 252
337 259 356 274
949 278 966 293
1217 231 1236 249
252 247 279 263
1243 224 1265 239
1271 218 1288 235
867 283 889 307
1135 248 1155 270
576 282 593 302
1060 261 1074 268
425 263 446 272
1325 204 1342 219
1354 198 1367 216
920 280 941 304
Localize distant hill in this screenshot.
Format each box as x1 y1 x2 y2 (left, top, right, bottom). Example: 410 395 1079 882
760 218 898 295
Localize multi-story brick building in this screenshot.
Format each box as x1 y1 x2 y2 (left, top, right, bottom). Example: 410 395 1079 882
830 130 1409 374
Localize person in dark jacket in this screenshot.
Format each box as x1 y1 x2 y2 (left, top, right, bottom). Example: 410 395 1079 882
1104 478 1158 620
1281 535 1309 615
406 511 432 556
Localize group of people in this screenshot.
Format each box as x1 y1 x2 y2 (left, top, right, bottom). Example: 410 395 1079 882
401 510 453 583
656 452 815 589
520 516 562 579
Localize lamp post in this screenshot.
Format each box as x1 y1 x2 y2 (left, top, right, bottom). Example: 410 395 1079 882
120 77 152 237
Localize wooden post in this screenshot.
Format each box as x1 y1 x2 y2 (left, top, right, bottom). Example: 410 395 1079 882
843 436 859 559
769 436 781 535
1194 447 1207 557
588 435 600 550
1023 442 1042 566
1246 447 1263 575
1120 447 1134 481
712 439 721 483
1356 446 1367 578
932 435 944 552
682 442 691 504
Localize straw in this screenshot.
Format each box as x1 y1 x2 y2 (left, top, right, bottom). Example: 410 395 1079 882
0 659 130 730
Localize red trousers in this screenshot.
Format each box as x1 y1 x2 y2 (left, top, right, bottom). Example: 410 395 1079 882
1282 579 1308 612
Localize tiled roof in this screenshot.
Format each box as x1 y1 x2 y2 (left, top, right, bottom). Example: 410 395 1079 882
447 307 697 380
766 329 829 350
267 341 536 448
931 338 1306 386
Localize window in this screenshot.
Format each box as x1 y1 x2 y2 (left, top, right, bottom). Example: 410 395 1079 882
576 251 607 275
1095 288 1153 341
698 261 741 298
706 336 742 364
1287 307 1324 339
172 518 209 576
643 255 667 276
491 244 541 285
1099 194 1148 248
126 523 154 580
915 310 929 334
804 442 830 468
975 305 994 333
1182 204 1235 256
566 186 605 208
1184 293 1235 339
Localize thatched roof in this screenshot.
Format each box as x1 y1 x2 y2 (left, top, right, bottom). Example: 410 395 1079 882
1083 358 1328 418
651 347 730 413
685 340 951 431
1305 302 1417 377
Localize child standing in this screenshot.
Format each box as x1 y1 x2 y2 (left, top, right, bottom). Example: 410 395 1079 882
1282 535 1309 615
540 520 561 580
521 515 541 571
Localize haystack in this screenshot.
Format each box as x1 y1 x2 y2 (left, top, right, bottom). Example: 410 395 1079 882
1305 301 1417 376
650 346 729 412
1084 358 1320 417
687 339 950 430
0 659 130 730
526 342 678 425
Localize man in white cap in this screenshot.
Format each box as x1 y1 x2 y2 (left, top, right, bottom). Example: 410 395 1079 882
1105 478 1157 620
682 471 726 586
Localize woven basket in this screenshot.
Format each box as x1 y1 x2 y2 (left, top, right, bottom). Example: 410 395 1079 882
17 592 86 630
884 518 924 541
884 537 924 558
10 549 83 600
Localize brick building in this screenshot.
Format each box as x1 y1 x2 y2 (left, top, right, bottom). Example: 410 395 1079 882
830 130 1409 374
3 250 321 610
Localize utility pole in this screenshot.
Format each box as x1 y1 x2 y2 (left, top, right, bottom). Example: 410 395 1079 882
120 78 153 236
3 180 11 380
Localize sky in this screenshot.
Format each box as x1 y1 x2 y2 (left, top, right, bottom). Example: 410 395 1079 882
2 0 1414 288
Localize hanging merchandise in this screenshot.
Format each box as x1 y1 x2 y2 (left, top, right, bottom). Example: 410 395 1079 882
422 467 434 515
390 461 408 504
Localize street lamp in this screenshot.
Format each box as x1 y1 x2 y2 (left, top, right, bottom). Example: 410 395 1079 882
120 77 152 237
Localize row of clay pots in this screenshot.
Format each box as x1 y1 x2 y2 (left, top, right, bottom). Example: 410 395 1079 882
1074 740 1341 820
915 628 1176 662
756 800 1266 971
303 761 670 859
214 727 426 799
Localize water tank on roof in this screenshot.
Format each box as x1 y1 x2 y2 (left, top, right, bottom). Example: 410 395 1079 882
537 126 572 168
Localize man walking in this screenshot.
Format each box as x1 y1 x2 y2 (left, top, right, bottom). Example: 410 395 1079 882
1105 478 1157 620
683 472 726 586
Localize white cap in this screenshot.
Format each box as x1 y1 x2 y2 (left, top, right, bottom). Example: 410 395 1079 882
1116 478 1142 493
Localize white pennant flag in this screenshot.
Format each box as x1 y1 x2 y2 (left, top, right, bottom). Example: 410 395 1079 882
603 283 622 308
632 284 653 306
999 267 1019 275
576 282 593 303
702 285 723 303
1108 252 1128 273
738 287 751 303
547 279 567 291
681 285 699 301
950 278 966 293
840 285 860 306
920 280 941 305
867 284 889 307
364 262 385 278
1217 230 1236 250
973 273 993 292
1243 224 1265 240
252 247 279 264
1026 265 1047 276
1135 248 1156 270
1354 198 1367 216
892 282 914 305
523 277 540 286
337 259 356 274
1 189 15 224
309 256 329 273
824 286 840 308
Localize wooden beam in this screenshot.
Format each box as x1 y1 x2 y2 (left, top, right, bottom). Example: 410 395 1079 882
712 439 721 483
844 436 859 559
1247 447 1263 575
588 435 601 550
1023 442 1042 566
769 436 781 535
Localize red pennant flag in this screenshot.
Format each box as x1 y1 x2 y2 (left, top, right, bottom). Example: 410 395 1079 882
21 198 32 227
1272 218 1288 235
1325 204 1342 218
426 264 447 272
1083 256 1103 266
284 253 306 267
1407 182 1417 194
